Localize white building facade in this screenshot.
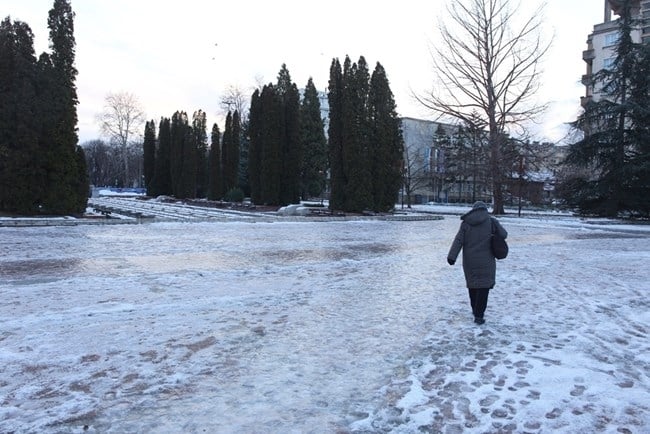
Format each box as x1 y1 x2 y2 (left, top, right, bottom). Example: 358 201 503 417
582 0 649 106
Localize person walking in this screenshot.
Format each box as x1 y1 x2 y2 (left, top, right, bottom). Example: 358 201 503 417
447 201 507 325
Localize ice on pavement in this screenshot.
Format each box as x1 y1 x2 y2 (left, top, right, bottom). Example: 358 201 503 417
0 214 649 433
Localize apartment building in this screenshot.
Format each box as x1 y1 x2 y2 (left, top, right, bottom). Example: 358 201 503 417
582 0 649 106
400 117 497 205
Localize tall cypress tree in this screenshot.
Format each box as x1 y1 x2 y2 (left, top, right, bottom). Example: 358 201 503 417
299 77 328 199
208 123 222 200
40 0 86 214
238 116 250 197
342 56 372 213
150 117 172 196
259 84 282 205
368 62 403 212
192 110 208 198
73 144 89 212
231 110 241 193
248 89 262 203
277 65 301 205
328 56 403 213
327 58 345 210
180 116 196 198
0 18 41 213
170 111 190 197
143 120 156 193
221 111 236 193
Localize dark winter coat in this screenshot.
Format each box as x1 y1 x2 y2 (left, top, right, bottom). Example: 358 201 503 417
447 206 508 289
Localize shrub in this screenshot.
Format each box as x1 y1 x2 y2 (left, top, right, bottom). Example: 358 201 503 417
224 187 244 203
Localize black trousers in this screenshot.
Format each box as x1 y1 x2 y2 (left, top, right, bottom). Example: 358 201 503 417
468 288 490 319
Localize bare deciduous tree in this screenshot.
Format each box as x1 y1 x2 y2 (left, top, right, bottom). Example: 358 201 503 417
220 84 250 121
419 0 550 214
402 139 429 208
96 92 146 186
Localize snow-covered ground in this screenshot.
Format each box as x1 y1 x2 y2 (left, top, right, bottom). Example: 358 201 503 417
0 213 648 433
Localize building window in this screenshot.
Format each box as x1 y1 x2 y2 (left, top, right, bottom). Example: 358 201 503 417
423 147 432 173
603 57 616 70
604 32 619 47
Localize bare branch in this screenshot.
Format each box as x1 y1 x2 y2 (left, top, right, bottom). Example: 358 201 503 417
418 0 551 214
95 91 146 186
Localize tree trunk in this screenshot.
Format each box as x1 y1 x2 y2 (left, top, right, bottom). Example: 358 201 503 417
122 143 129 187
489 120 505 215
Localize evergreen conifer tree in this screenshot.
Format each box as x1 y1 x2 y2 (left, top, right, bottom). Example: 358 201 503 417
151 117 172 196
73 145 89 212
143 120 156 193
221 111 237 194
299 77 328 199
328 56 403 213
434 124 454 201
238 117 250 197
192 110 208 198
40 0 86 214
231 110 241 193
342 56 372 212
327 58 345 210
564 0 650 217
170 111 190 197
0 18 41 213
208 123 222 200
277 65 301 205
368 62 403 212
626 42 650 216
248 89 262 203
180 113 197 198
259 84 282 205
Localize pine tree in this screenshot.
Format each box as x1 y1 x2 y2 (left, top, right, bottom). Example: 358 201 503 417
368 62 403 212
564 0 650 217
444 115 490 203
208 123 222 200
626 41 650 216
435 124 454 201
143 120 156 194
299 77 328 199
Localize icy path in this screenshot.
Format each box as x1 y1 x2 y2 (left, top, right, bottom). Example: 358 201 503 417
0 217 649 433
353 217 650 433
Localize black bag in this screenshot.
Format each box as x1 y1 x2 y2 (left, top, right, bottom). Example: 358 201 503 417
491 218 508 260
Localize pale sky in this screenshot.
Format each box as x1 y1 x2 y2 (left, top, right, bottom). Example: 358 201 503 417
3 0 605 144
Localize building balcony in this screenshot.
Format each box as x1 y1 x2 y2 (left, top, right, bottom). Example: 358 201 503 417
583 49 595 61
581 74 593 86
